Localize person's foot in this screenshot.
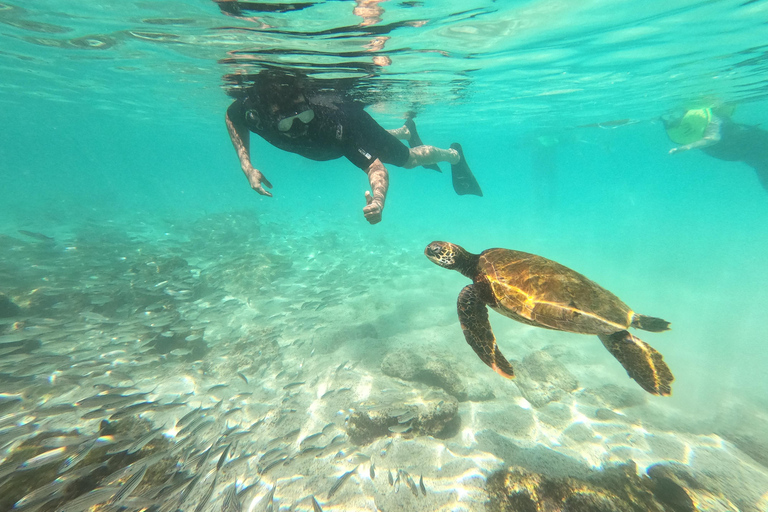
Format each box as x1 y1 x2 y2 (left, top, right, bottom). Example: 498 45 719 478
405 118 441 172
450 143 482 196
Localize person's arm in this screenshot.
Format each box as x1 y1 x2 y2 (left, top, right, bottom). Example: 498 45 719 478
669 115 722 154
225 101 273 196
362 158 389 224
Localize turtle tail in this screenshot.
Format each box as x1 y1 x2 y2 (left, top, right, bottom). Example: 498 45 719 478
631 314 670 333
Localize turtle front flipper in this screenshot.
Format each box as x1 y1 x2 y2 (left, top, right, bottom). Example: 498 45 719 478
458 284 515 378
598 331 674 396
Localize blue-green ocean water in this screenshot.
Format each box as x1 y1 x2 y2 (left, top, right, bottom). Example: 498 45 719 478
2 0 768 509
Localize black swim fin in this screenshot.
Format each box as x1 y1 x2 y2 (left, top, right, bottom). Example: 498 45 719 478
450 143 482 196
404 118 441 172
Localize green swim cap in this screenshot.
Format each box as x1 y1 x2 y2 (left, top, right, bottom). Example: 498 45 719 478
665 108 711 145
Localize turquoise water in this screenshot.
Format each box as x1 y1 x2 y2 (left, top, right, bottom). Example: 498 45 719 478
2 0 768 510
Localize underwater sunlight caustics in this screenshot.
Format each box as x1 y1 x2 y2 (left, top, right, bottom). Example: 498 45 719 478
2 0 768 511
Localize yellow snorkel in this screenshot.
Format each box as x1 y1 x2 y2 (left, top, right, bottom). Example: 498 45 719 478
665 108 712 145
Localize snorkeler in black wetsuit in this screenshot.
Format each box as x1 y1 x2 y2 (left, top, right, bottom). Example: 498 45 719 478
664 107 768 193
225 71 481 224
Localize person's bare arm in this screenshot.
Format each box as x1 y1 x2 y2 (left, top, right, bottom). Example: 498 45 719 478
363 158 389 224
669 115 722 154
226 102 273 196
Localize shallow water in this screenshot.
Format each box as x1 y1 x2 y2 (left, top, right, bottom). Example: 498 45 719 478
2 1 768 511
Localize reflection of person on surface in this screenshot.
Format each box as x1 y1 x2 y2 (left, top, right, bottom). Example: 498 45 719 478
225 70 482 224
663 107 768 192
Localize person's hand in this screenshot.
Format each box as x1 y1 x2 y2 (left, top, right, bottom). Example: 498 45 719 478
668 146 688 155
245 167 273 196
363 191 383 224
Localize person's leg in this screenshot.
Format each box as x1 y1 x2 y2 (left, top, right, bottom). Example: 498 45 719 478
402 145 459 168
387 125 411 141
364 111 481 195
385 116 460 168
385 117 481 195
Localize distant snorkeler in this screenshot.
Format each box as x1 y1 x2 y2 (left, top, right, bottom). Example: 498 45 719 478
225 69 482 225
662 105 768 193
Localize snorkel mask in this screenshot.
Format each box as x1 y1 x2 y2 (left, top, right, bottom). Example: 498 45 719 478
277 109 315 132
664 108 711 145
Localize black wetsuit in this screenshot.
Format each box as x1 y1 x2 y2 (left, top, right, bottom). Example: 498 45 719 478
228 93 410 170
702 119 768 191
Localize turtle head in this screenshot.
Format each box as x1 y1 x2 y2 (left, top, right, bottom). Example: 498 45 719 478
425 241 475 276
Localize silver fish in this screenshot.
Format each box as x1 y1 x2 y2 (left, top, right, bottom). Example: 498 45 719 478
327 465 358 499
41 435 95 448
175 472 204 509
193 471 218 512
369 462 375 480
404 471 419 497
349 452 370 464
13 461 108 509
109 401 158 420
56 486 120 512
387 469 393 486
380 439 393 457
217 444 231 471
264 485 276 512
397 411 416 423
108 463 148 504
311 496 323 512
81 408 109 420
298 445 324 457
59 438 100 474
33 404 77 417
176 406 203 428
299 432 323 447
259 447 287 463
387 423 412 434
221 482 242 512
419 474 426 496
126 426 163 454
18 447 69 471
178 416 214 438
259 456 287 474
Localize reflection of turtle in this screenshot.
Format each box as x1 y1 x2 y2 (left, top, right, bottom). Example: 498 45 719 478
425 242 674 396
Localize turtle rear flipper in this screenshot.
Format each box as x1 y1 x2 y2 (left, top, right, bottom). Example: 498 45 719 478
458 284 514 378
631 314 671 332
599 331 674 396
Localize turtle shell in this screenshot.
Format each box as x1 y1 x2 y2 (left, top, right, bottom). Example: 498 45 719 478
477 248 633 334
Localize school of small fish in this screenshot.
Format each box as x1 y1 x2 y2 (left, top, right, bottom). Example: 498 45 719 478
0 213 439 511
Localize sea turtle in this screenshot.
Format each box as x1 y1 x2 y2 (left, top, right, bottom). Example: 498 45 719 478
425 241 674 396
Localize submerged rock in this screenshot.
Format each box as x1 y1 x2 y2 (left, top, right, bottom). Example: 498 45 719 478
380 349 494 402
346 391 459 445
0 293 20 318
514 350 578 407
381 349 424 381
486 462 740 512
486 464 646 512
646 463 740 512
577 383 647 410
421 358 468 401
